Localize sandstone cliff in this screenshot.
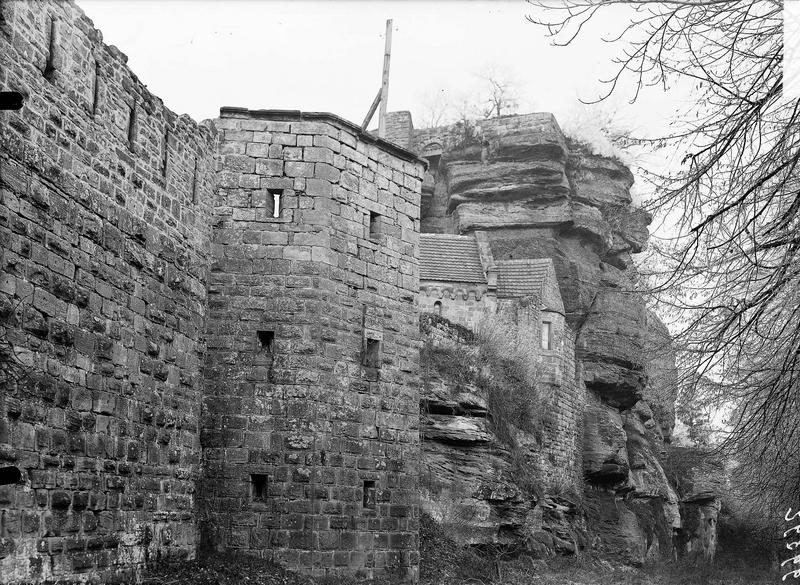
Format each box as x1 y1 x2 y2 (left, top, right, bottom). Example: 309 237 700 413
410 112 713 563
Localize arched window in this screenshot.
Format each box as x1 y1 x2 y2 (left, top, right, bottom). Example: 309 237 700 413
433 301 442 316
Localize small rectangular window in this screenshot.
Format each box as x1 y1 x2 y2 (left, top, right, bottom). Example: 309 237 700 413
257 330 275 353
268 188 282 218
369 211 381 239
362 480 376 509
251 474 267 502
363 338 380 369
541 321 552 350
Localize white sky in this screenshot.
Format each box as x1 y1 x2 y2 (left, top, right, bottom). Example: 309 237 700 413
76 0 687 137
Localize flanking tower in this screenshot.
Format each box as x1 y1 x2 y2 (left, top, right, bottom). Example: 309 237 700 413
201 109 425 581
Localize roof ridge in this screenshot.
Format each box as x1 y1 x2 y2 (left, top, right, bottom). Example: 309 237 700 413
419 233 476 240
496 258 552 264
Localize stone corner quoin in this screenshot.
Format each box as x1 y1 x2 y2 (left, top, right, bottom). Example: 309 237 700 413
0 0 425 582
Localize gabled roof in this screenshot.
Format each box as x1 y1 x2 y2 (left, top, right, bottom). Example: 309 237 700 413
420 234 486 283
495 259 552 299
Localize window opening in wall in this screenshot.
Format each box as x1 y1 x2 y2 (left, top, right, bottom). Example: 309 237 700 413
363 337 380 369
433 301 442 316
369 211 381 239
191 156 199 203
91 61 101 115
0 466 21 485
268 188 282 218
0 92 23 111
127 104 137 151
43 18 57 81
541 321 553 350
362 480 376 509
251 474 267 502
161 128 170 178
257 330 275 353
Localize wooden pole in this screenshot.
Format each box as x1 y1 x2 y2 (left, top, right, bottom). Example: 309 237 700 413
361 88 382 130
378 19 393 139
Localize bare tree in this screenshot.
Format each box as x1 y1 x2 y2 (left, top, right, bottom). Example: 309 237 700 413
477 64 520 118
418 89 452 129
527 0 797 508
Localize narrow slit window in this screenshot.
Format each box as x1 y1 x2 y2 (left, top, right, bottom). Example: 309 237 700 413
268 189 282 218
43 18 58 81
257 330 275 353
161 128 170 178
91 61 101 115
369 211 381 239
362 480 376 510
127 104 137 151
191 156 199 203
363 338 380 369
433 301 442 316
251 474 267 502
541 321 553 351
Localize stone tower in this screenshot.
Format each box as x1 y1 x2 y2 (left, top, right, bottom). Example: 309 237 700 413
200 108 425 580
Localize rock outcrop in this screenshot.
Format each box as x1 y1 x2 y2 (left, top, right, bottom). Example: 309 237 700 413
409 112 696 564
419 315 584 555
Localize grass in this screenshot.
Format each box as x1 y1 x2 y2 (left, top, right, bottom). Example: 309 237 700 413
418 518 781 584
131 543 780 585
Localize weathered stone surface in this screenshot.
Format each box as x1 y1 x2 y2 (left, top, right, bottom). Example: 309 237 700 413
643 311 679 441
583 490 646 565
407 111 690 567
679 499 720 561
418 312 583 554
0 3 425 582
0 1 215 581
203 109 424 582
583 400 629 484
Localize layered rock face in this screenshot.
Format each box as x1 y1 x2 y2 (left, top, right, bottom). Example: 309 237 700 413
406 112 695 563
419 316 584 556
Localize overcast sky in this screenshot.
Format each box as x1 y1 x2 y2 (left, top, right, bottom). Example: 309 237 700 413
76 0 686 139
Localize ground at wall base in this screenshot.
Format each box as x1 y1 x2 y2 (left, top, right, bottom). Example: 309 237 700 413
134 536 780 585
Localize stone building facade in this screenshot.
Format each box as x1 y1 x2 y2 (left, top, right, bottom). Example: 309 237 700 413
0 1 424 582
0 0 652 581
201 108 423 579
418 231 580 489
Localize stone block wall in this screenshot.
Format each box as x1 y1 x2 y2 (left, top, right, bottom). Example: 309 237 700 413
383 112 414 151
418 284 496 331
201 108 425 581
495 297 580 491
0 0 216 582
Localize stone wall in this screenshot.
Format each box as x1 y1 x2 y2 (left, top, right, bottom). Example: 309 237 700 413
0 0 216 581
495 295 580 491
201 108 425 580
418 284 496 331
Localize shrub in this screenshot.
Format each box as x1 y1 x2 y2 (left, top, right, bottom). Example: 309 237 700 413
474 316 552 447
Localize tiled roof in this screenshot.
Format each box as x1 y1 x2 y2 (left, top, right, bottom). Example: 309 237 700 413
495 259 552 299
420 234 486 283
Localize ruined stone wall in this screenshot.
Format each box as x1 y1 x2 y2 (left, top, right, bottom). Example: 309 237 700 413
201 108 424 580
0 1 216 581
